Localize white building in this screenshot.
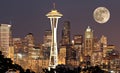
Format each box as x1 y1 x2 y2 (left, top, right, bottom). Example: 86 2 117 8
0 24 12 57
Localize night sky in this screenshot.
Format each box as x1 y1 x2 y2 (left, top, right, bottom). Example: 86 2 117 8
0 0 120 50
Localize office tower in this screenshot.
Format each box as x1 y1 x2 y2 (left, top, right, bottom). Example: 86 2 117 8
43 30 52 59
73 35 83 45
13 38 22 63
29 47 41 59
107 45 115 52
13 38 22 53
66 46 77 66
0 24 11 57
23 33 34 53
58 46 66 65
91 37 103 66
61 21 71 46
100 35 107 48
25 33 35 58
73 35 83 63
100 35 107 57
44 30 52 48
46 5 63 69
59 21 71 65
93 37 101 51
25 33 34 47
84 26 93 57
105 45 120 68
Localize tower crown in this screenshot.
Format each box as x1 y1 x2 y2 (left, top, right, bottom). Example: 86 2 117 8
46 3 63 18
46 10 63 18
86 26 91 32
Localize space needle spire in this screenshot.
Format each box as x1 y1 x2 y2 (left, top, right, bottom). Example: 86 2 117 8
46 4 63 69
53 3 56 9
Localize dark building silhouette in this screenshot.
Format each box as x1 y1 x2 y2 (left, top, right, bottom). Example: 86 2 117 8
61 21 71 46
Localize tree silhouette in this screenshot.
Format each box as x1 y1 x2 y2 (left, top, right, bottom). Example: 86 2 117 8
43 64 109 73
0 51 35 73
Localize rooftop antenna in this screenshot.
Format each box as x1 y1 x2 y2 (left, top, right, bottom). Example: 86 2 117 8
53 3 56 9
9 17 13 25
9 20 12 25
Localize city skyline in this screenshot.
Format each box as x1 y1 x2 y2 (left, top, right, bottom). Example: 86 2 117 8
0 0 120 50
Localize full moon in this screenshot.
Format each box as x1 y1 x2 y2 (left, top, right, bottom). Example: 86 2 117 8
93 7 110 24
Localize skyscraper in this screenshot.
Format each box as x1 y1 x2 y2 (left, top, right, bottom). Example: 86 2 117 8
73 35 83 45
23 33 35 53
43 30 52 59
58 46 66 65
13 38 22 54
84 26 93 57
0 24 11 57
60 21 71 65
73 35 83 63
92 37 103 66
25 33 35 48
46 5 63 69
61 21 71 46
100 35 107 57
100 35 107 48
44 30 52 48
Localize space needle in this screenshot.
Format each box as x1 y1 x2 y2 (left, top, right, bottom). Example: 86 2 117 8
46 4 63 69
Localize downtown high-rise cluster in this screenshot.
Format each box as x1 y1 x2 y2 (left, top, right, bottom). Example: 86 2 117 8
0 21 120 72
